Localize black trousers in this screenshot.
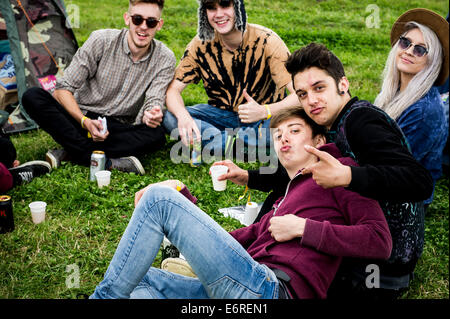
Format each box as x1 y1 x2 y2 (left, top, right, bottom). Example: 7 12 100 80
22 87 166 166
0 135 16 168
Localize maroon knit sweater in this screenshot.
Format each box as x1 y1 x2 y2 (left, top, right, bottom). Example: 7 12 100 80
229 143 392 299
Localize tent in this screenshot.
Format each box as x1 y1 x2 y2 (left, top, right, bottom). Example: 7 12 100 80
0 0 78 134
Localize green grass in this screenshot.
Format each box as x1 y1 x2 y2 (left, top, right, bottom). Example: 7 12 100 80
0 0 448 299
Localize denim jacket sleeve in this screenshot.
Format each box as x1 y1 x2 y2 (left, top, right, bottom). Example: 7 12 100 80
396 88 449 187
396 89 447 162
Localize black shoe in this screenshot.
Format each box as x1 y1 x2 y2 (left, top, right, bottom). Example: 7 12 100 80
161 243 180 260
108 156 145 175
46 149 70 169
9 161 51 184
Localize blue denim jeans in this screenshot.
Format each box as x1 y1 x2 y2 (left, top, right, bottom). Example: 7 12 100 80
163 104 273 156
90 185 280 299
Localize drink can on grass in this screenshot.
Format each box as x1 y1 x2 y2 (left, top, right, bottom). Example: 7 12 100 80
90 151 106 181
0 195 14 234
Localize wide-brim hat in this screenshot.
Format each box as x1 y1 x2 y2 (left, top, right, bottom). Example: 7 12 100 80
390 8 449 86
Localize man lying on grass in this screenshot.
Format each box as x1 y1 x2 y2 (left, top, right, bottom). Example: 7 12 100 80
90 107 392 299
218 43 433 300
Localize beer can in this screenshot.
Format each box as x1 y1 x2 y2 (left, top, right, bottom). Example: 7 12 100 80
0 195 14 234
90 150 106 181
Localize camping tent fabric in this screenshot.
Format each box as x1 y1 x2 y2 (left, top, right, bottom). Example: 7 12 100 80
0 0 78 134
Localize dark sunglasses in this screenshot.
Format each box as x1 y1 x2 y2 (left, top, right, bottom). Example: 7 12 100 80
398 36 428 57
204 0 233 10
130 14 160 28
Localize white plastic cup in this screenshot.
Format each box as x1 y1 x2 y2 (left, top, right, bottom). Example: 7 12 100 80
29 201 47 224
209 165 229 191
244 201 259 225
95 170 111 188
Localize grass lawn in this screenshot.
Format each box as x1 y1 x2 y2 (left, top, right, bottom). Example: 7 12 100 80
0 0 448 299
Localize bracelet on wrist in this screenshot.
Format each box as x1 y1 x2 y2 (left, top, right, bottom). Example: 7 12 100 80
81 116 90 129
264 104 272 120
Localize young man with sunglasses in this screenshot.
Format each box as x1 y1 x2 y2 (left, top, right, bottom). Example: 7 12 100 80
22 0 175 174
163 0 299 159
217 43 434 300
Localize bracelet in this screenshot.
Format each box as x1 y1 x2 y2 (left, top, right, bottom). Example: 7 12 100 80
264 104 272 120
81 116 89 129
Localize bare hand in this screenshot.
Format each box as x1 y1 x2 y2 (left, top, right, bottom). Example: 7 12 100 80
143 106 163 128
85 118 109 142
212 160 249 185
268 214 306 242
177 116 201 146
134 179 185 207
238 89 266 123
302 145 352 188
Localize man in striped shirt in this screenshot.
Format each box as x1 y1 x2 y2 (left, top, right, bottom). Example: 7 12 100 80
22 0 175 174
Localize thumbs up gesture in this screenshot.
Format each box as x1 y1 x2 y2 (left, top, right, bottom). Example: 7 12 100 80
238 89 267 123
302 145 352 189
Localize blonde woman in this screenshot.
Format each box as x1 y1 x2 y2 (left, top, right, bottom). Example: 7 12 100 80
375 8 449 206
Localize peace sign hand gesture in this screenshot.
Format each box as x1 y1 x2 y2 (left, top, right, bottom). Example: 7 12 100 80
302 145 352 189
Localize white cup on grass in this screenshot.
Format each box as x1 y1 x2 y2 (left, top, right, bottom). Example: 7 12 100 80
244 201 259 226
209 165 229 191
95 170 111 188
29 201 47 224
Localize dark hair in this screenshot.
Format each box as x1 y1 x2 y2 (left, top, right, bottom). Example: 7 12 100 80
270 107 327 138
129 0 164 9
202 0 234 5
285 43 348 95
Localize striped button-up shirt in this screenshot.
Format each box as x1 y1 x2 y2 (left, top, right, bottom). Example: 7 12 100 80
55 28 176 125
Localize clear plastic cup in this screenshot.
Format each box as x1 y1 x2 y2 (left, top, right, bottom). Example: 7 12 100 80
29 201 47 224
95 170 111 188
209 165 229 191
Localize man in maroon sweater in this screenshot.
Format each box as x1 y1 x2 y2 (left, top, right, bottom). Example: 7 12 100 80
91 107 391 299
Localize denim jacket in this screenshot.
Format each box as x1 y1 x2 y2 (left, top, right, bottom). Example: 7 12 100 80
397 87 448 204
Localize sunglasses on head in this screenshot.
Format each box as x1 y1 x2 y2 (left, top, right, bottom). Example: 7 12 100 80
130 14 160 28
398 36 428 57
204 0 233 10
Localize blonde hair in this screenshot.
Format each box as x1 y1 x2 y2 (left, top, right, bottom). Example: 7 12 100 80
374 22 443 120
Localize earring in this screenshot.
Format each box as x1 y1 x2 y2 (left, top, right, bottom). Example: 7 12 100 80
340 91 345 95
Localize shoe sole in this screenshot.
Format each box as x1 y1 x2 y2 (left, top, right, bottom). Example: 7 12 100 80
161 258 197 278
45 151 59 169
128 156 145 175
15 160 52 172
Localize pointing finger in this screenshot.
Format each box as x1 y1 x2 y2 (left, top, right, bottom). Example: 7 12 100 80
304 145 334 163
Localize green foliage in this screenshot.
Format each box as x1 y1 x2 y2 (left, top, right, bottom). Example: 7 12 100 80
1 0 448 299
